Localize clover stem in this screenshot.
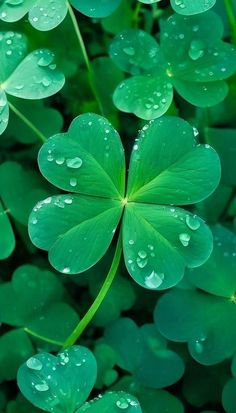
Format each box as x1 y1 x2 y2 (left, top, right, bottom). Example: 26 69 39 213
8 101 46 143
24 328 64 347
62 230 123 349
224 0 236 45
67 2 104 114
133 2 142 28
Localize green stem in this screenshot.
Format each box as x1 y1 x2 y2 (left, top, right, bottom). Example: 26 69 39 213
67 2 104 114
24 328 64 347
8 101 46 143
62 230 123 349
133 2 142 27
224 0 236 45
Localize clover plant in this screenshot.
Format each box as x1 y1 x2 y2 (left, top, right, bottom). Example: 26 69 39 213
0 1 236 413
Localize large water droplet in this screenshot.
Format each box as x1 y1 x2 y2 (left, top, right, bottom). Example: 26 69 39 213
116 398 129 409
179 232 191 247
138 250 147 259
66 157 83 169
186 215 200 231
145 271 164 289
35 383 49 392
188 40 205 61
123 47 135 56
26 357 43 371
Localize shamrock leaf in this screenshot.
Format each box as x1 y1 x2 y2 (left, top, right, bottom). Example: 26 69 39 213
170 0 216 15
104 318 185 388
109 12 236 119
17 346 142 413
0 31 65 134
29 114 220 290
0 329 34 382
0 264 79 345
154 225 236 364
222 353 236 413
0 0 68 31
71 0 122 18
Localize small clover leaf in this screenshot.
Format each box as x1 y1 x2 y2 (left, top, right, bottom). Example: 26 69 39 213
109 12 236 119
29 114 220 290
104 318 185 388
170 0 216 15
0 264 79 345
154 225 236 364
17 346 142 413
0 0 68 31
71 0 122 18
0 31 65 134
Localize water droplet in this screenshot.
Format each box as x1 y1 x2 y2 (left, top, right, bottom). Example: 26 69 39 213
26 357 43 370
128 239 134 245
62 267 70 274
136 257 148 268
56 157 65 165
47 155 54 162
116 398 129 409
64 198 73 204
70 178 77 187
145 271 164 289
188 40 205 61
66 157 83 169
179 232 191 247
37 52 54 67
138 250 147 259
31 217 38 225
123 47 135 56
186 215 200 230
35 383 49 392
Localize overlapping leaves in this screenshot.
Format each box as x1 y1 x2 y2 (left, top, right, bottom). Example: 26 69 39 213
104 318 185 388
109 11 236 119
0 0 122 29
17 345 142 413
0 31 64 134
29 113 220 291
154 225 236 365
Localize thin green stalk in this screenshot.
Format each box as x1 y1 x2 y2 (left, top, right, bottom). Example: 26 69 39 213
133 2 142 28
24 328 64 347
224 0 236 45
62 230 123 349
8 101 46 143
67 2 104 114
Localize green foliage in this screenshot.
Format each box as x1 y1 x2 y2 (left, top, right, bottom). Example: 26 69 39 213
110 11 236 119
0 1 236 413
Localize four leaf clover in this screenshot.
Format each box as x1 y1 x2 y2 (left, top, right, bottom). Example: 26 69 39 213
110 11 236 119
29 113 220 290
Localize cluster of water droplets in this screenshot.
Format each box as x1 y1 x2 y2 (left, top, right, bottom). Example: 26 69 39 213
29 0 66 29
0 91 8 127
173 0 212 11
46 146 83 188
116 396 139 410
0 31 24 64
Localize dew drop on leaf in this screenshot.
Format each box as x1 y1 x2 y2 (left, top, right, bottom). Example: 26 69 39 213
179 232 191 246
145 271 164 289
35 383 49 392
26 357 43 371
66 157 83 169
185 215 201 230
116 397 129 409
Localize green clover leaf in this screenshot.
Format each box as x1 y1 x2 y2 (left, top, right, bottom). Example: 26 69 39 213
0 31 65 134
0 264 79 345
154 225 236 364
17 346 142 413
71 0 122 18
104 318 185 388
170 0 216 15
109 11 236 119
29 114 220 290
222 353 236 413
0 0 67 31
